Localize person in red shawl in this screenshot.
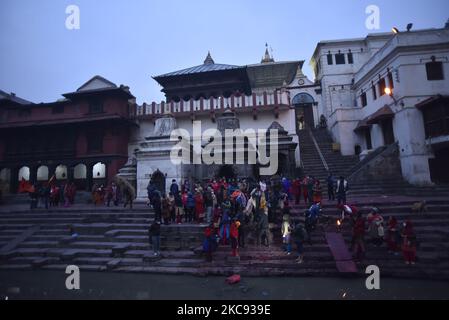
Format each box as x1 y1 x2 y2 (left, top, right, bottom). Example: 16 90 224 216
301 177 308 204
386 216 400 255
63 183 71 207
18 178 35 194
352 211 366 262
401 220 417 265
312 180 322 204
211 179 220 194
68 182 77 205
292 178 301 205
194 189 205 223
50 185 60 207
230 219 240 257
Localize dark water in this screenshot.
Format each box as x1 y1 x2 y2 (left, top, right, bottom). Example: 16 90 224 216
1 270 448 300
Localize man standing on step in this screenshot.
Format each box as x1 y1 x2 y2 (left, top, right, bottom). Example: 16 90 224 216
152 190 162 222
292 178 301 205
306 177 314 205
336 176 348 205
170 179 179 197
327 173 336 201
148 220 161 257
293 222 307 264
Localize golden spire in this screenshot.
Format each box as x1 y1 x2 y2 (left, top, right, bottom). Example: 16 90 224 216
261 43 274 64
204 51 215 65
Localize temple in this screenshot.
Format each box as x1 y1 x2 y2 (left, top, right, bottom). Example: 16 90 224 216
0 76 136 193
1 24 449 199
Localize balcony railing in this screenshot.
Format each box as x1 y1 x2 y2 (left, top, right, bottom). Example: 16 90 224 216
134 90 291 117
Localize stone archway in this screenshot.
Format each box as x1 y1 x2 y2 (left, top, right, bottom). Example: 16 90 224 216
216 165 236 180
293 93 315 130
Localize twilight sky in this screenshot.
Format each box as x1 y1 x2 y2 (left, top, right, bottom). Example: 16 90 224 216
1 0 448 104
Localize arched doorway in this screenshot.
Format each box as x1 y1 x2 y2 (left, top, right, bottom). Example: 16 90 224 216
37 166 49 182
293 93 315 130
74 163 87 190
150 170 166 194
217 165 236 180
92 162 107 187
55 165 68 181
18 166 30 181
93 162 106 179
0 168 11 194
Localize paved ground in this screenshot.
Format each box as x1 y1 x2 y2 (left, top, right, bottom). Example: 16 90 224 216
1 270 449 300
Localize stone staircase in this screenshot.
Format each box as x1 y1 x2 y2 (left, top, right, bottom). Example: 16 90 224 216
298 128 449 199
298 128 359 183
1 191 93 206
1 198 449 280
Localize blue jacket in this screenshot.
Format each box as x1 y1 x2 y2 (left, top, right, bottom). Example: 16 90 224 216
186 194 195 208
309 204 321 219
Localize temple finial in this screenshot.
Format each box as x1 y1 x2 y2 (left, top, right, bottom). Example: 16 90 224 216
261 43 274 63
204 51 215 65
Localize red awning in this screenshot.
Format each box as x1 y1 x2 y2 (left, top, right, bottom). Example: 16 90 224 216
416 95 449 110
366 105 395 125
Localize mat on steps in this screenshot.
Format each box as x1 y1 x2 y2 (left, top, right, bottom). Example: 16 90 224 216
325 232 357 273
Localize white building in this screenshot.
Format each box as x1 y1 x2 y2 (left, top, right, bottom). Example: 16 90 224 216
126 48 324 198
124 23 449 198
311 23 449 185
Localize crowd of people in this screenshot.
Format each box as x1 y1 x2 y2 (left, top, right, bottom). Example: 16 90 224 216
147 175 418 266
22 172 417 266
26 176 135 210
29 181 77 209
341 204 418 265
146 176 346 263
91 182 121 207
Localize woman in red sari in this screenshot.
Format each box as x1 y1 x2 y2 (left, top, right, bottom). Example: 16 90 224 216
386 216 400 254
194 190 205 223
312 180 322 204
301 177 308 204
292 178 301 205
401 220 417 265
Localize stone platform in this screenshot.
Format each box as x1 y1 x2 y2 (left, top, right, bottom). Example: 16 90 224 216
0 195 449 280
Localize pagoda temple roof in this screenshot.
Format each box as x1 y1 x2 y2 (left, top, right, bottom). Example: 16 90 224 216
154 51 244 79
247 60 304 89
154 63 244 79
153 51 304 92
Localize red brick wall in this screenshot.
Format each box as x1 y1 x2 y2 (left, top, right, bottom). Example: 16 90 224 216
5 97 130 124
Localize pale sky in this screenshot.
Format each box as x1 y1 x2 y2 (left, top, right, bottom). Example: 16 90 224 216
1 0 448 104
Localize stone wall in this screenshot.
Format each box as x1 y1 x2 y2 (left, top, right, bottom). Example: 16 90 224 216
348 143 403 184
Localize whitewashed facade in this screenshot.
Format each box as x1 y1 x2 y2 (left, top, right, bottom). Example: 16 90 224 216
311 25 449 185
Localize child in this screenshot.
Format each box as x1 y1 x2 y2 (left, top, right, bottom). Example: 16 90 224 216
282 214 292 255
230 219 240 257
219 205 231 245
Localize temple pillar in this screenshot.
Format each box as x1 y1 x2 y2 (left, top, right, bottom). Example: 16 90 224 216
86 163 94 191
30 165 38 184
10 167 19 193
67 164 74 182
